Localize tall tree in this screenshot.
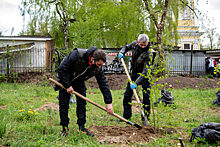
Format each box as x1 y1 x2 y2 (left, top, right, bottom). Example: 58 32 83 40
20 0 148 50
143 0 183 74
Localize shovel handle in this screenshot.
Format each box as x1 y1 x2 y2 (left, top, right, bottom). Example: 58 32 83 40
120 58 141 104
49 78 106 110
49 78 131 124
121 58 150 125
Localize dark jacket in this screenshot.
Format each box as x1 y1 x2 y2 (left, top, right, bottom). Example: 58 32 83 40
57 46 112 104
120 41 153 85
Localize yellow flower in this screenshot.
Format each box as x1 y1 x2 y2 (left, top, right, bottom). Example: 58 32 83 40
28 111 33 115
35 112 39 115
18 110 25 112
29 109 32 111
33 110 36 112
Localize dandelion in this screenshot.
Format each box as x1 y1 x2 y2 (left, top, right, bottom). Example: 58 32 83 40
35 112 39 115
28 111 33 115
29 109 32 111
18 110 25 112
33 110 36 112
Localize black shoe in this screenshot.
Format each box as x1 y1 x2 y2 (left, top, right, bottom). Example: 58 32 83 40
79 126 94 137
61 126 69 137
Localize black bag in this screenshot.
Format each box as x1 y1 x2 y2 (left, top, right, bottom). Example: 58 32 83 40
190 122 220 142
213 90 220 105
154 90 174 107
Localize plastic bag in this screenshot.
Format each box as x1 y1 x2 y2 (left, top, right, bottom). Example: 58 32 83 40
190 122 220 142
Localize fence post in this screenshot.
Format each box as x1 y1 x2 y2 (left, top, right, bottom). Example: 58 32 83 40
6 45 10 78
190 45 193 75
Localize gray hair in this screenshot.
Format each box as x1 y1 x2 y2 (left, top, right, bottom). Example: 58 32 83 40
138 34 149 43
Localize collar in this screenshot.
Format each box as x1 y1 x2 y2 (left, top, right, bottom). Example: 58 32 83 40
88 55 92 66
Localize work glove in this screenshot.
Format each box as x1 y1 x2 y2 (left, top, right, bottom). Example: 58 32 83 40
118 53 124 59
130 83 137 90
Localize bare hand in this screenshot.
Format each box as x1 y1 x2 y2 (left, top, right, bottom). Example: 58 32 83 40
106 104 113 114
66 86 74 94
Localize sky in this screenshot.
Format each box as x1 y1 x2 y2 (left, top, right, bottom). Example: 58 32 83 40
0 0 220 44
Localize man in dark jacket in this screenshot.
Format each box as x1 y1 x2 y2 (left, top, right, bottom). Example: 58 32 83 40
118 34 154 123
57 46 113 136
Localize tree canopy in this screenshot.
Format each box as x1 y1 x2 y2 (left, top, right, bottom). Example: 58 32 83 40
20 0 188 49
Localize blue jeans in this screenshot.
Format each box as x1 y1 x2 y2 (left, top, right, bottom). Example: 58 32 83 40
123 73 151 119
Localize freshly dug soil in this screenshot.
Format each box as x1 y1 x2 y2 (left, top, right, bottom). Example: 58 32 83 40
88 125 163 145
87 74 219 90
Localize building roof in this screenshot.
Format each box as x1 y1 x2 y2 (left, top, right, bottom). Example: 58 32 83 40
0 35 54 41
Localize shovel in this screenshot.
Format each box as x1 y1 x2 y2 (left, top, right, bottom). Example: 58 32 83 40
120 58 150 126
49 78 142 129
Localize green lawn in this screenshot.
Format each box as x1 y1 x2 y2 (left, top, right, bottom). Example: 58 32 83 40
0 82 219 146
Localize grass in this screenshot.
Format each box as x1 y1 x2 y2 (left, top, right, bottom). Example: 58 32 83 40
0 82 219 146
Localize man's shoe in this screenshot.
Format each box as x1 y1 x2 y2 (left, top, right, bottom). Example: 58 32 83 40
79 126 94 137
61 126 69 137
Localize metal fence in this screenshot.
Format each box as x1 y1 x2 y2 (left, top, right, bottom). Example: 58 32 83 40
166 51 206 76
103 50 207 76
0 47 207 77
0 46 53 75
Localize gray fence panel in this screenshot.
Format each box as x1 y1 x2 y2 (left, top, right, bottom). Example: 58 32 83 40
0 47 48 74
166 51 206 76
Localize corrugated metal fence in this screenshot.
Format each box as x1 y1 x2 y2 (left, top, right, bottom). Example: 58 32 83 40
0 47 207 76
0 47 50 75
166 50 206 76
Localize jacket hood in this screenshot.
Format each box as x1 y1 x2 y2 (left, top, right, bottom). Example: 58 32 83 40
86 46 98 60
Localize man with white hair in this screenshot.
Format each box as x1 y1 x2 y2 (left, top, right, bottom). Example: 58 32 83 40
118 34 154 124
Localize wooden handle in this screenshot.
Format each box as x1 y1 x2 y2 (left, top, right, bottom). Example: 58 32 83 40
49 78 129 123
120 58 141 104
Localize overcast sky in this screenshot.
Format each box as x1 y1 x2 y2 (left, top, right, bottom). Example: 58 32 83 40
0 0 220 41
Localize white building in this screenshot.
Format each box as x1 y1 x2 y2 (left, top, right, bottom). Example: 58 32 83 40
0 36 54 74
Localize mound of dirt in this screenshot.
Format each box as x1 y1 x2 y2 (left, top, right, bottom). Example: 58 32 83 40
0 105 7 110
88 125 163 145
7 72 56 84
87 74 219 90
10 72 219 90
34 102 59 111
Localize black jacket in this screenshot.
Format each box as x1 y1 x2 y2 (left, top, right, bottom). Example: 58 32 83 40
57 46 112 104
120 41 154 85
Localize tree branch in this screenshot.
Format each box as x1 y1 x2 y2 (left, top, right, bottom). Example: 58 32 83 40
143 0 159 29
180 0 198 18
55 2 63 20
160 0 169 29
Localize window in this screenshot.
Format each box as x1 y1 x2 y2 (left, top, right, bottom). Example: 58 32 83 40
184 44 190 50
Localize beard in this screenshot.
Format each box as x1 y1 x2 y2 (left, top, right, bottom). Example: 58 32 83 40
91 63 98 69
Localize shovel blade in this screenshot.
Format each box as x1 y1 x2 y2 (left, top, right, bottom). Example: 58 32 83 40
126 121 142 129
142 114 150 126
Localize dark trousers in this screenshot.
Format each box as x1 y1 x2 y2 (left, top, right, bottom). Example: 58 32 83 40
209 67 215 76
59 82 87 127
123 74 151 119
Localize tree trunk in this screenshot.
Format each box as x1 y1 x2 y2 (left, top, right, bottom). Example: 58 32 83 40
157 29 166 75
